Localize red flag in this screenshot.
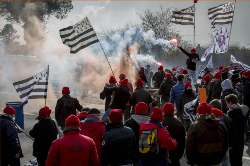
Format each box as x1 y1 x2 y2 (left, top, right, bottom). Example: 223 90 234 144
194 0 198 3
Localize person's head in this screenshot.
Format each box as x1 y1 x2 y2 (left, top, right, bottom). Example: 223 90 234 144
36 106 52 120
225 94 239 109
158 66 163 73
221 70 228 80
165 73 172 79
184 81 192 95
221 79 233 91
219 66 224 72
62 87 70 95
177 74 185 82
135 102 148 115
108 109 123 123
77 111 88 121
203 74 211 84
119 73 126 81
82 107 90 112
204 67 210 75
3 105 15 119
172 67 176 72
146 65 151 69
242 71 250 82
182 69 188 75
191 48 196 53
211 108 224 119
109 76 117 84
88 108 101 120
197 103 212 116
214 72 222 84
120 78 128 87
136 78 144 87
209 99 222 110
140 66 145 72
150 107 163 122
65 115 80 129
162 103 175 115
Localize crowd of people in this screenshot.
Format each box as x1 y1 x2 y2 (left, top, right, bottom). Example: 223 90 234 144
1 46 250 166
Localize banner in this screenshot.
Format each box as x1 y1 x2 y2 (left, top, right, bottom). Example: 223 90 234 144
206 55 213 70
201 44 214 62
198 88 207 103
212 24 231 53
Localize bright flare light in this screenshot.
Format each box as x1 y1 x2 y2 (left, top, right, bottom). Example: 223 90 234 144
170 38 178 46
156 62 162 66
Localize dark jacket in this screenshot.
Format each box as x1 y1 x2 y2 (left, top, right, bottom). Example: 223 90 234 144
152 71 165 88
158 78 176 102
100 83 117 112
170 82 185 107
29 118 58 157
177 91 198 118
100 123 136 166
139 71 148 83
162 114 185 163
186 116 228 165
104 85 131 111
242 78 250 109
206 80 222 103
178 47 200 71
222 114 236 148
0 113 23 160
221 89 238 114
55 94 83 123
130 86 152 115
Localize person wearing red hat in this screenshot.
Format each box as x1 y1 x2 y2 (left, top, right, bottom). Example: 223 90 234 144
124 102 150 165
152 65 165 88
186 103 228 166
29 106 58 166
170 74 185 108
130 78 152 115
219 65 224 72
46 115 99 166
55 86 83 130
100 109 136 166
162 103 185 166
202 74 211 97
139 107 178 165
241 71 250 126
206 72 223 103
138 66 149 86
77 111 88 121
1 106 23 166
177 45 200 84
158 73 176 108
145 65 154 88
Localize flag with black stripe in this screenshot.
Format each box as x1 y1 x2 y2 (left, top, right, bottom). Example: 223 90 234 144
231 55 250 71
208 1 235 27
171 5 194 25
13 67 49 105
59 17 99 54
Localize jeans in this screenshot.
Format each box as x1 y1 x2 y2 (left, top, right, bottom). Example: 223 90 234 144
229 148 243 166
187 69 197 84
222 151 229 166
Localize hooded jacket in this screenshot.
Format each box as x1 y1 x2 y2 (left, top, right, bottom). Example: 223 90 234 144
158 78 177 102
152 71 165 88
100 83 117 112
206 80 222 103
178 47 200 71
186 116 228 165
170 82 185 107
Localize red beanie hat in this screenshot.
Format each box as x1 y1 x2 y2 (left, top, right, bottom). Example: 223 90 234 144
77 111 88 120
191 48 196 53
119 73 126 79
109 109 123 123
140 67 145 71
211 108 223 118
197 103 212 114
222 69 227 73
136 78 144 87
39 106 51 116
172 67 176 71
3 106 15 115
203 74 211 82
224 67 228 71
165 73 172 78
215 66 219 70
219 66 223 70
150 107 163 122
243 71 250 78
214 72 222 79
109 76 117 84
135 102 148 114
162 103 175 114
158 66 163 71
184 81 192 89
120 78 128 87
65 115 80 128
62 87 70 94
182 69 188 74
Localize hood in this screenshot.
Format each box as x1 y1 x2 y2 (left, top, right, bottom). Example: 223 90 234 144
80 121 105 132
198 116 220 130
120 86 129 92
140 122 160 132
132 114 150 125
83 115 100 123
221 79 233 90
230 104 249 116
136 86 144 90
164 78 174 84
0 113 14 121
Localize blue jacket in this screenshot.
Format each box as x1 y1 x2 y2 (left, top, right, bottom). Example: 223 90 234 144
170 82 184 107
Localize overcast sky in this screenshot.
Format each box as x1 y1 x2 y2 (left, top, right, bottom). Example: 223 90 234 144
2 1 250 47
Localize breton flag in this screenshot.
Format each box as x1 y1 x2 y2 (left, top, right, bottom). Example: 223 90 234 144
201 44 214 62
206 55 213 70
59 17 99 54
183 97 199 123
208 1 235 27
171 5 195 25
13 67 49 105
231 55 250 71
212 24 231 54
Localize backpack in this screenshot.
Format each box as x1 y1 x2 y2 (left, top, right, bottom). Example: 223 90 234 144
139 128 159 154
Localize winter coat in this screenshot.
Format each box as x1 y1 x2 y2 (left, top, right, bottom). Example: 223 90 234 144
29 118 58 158
179 47 200 71
130 86 152 115
104 85 131 111
100 83 117 112
206 80 222 103
227 104 249 149
201 73 214 87
242 78 250 109
222 114 236 149
162 114 185 163
0 113 23 160
152 71 165 88
177 91 198 118
158 78 177 102
100 123 136 166
186 116 228 165
55 94 83 123
139 120 178 166
170 82 185 107
46 129 99 166
139 71 148 83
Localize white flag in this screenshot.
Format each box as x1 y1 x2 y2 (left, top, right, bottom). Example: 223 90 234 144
207 55 213 69
201 44 214 62
183 97 199 123
231 55 250 71
212 24 231 54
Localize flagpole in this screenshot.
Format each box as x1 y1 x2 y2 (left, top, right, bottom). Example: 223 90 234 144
45 65 49 106
193 3 196 48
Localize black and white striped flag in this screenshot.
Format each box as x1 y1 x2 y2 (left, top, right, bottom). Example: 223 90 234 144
59 17 99 54
171 5 194 25
231 55 250 71
208 1 235 27
13 67 49 105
